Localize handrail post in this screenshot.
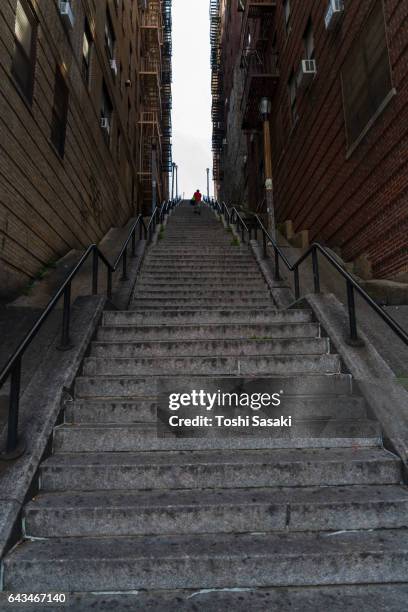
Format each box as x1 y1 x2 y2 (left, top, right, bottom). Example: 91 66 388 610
121 248 128 281
312 248 321 293
92 249 99 295
274 248 281 281
131 229 136 257
294 268 300 300
263 231 268 259
241 221 245 244
58 283 72 350
6 357 22 456
107 268 113 300
346 279 363 346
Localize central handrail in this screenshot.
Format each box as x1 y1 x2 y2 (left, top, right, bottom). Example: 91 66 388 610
206 197 408 351
0 198 180 458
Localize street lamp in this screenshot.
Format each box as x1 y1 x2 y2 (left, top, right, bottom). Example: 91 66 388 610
175 164 179 199
206 168 210 200
259 96 276 240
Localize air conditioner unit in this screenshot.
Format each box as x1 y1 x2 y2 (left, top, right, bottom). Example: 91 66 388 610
100 118 110 134
297 59 317 88
110 59 118 77
325 0 344 30
59 1 74 29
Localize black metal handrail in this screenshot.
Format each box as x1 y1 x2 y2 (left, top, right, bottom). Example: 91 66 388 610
0 198 179 458
207 197 408 350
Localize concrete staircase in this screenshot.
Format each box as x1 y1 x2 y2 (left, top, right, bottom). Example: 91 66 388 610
3 202 408 608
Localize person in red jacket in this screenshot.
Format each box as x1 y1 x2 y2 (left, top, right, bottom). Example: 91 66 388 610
193 189 202 215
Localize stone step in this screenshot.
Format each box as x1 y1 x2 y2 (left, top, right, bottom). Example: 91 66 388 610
90 338 329 358
65 400 157 424
103 309 313 326
83 351 342 378
82 354 341 377
5 529 408 591
131 299 275 310
97 322 321 342
134 289 271 299
136 280 268 289
144 265 259 272
52 421 381 453
16 585 408 612
138 274 266 282
65 396 367 424
74 374 353 399
23 485 408 539
39 448 402 492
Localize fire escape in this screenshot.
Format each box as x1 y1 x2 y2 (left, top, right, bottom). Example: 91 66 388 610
161 0 173 197
239 0 279 129
139 0 164 213
210 0 224 188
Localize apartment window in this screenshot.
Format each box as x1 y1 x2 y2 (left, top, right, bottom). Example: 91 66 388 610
116 128 121 161
104 10 115 60
288 70 297 123
12 0 37 103
101 83 113 144
51 67 69 157
303 19 315 60
283 0 291 32
342 0 393 147
82 19 92 84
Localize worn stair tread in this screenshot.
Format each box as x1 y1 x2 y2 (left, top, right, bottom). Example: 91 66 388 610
52 420 382 453
5 529 408 592
65 395 368 423
25 484 408 510
21 585 408 612
82 354 342 377
23 484 408 538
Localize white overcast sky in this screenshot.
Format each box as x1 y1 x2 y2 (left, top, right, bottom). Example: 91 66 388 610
172 0 213 198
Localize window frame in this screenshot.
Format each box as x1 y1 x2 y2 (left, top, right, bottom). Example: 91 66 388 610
50 66 69 158
341 0 394 152
82 18 93 86
11 0 37 104
104 9 116 61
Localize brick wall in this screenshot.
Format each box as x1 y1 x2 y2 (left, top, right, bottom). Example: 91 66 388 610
216 0 408 279
0 0 168 298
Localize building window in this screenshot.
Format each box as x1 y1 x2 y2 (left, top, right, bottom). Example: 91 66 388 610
283 0 291 32
101 83 113 144
82 19 92 85
303 19 315 60
288 70 297 124
104 10 115 60
116 128 121 161
12 0 37 103
51 67 69 157
342 0 393 147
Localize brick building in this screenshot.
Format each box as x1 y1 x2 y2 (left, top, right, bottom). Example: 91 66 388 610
0 0 172 299
211 0 407 280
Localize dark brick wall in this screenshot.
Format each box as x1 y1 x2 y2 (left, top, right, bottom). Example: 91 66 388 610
0 0 163 297
216 0 408 279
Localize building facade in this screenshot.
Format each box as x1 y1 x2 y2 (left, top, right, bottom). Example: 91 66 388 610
211 0 407 280
0 0 172 299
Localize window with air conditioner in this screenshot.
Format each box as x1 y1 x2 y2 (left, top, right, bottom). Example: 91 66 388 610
12 0 37 103
303 19 315 60
288 70 297 124
341 0 393 148
100 83 113 143
283 0 291 33
104 9 115 60
82 19 92 85
50 67 69 157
